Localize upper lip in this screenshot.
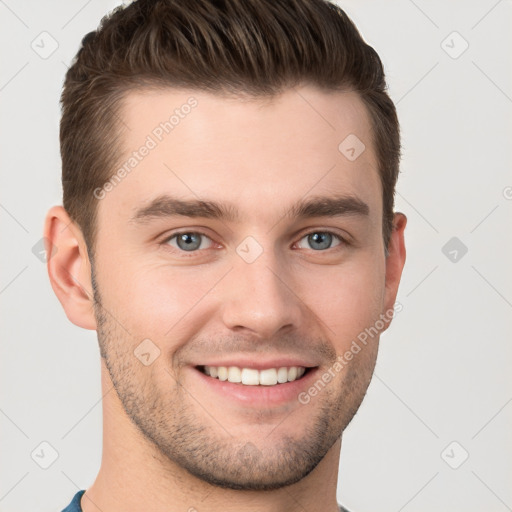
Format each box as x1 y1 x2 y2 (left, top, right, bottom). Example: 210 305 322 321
193 357 319 371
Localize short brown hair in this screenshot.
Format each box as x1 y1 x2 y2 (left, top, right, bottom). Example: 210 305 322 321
60 0 400 255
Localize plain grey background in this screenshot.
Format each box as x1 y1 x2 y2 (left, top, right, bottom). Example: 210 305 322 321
1 1 511 511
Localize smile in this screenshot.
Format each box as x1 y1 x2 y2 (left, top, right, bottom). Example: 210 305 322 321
198 365 309 386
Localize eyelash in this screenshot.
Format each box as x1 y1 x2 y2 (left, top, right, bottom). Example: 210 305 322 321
160 229 349 255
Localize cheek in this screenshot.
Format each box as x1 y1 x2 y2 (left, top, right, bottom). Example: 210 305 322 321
100 260 224 341
297 255 385 348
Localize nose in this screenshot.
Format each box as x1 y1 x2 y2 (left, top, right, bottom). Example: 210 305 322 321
219 248 303 340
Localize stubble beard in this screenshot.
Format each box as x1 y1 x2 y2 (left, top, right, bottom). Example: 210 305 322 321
91 269 376 491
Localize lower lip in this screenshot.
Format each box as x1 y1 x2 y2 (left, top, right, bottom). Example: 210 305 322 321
191 366 320 408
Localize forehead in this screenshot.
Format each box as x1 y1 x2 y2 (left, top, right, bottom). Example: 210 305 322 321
99 85 381 227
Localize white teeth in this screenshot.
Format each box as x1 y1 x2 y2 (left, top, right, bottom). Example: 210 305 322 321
217 366 228 381
228 366 242 383
201 365 307 386
259 368 278 386
287 367 297 381
277 367 288 383
241 368 259 385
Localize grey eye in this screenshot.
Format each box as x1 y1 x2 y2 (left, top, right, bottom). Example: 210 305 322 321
297 232 341 251
167 232 212 252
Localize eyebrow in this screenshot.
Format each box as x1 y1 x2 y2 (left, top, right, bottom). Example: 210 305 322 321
130 193 369 224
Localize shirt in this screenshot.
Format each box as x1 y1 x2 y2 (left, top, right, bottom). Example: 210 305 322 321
60 490 84 512
61 489 352 511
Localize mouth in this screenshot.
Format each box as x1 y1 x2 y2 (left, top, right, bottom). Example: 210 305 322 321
196 365 313 386
191 361 321 408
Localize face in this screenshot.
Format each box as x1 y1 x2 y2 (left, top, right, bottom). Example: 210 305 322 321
90 85 398 490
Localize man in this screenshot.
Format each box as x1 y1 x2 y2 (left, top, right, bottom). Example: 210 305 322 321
46 0 407 510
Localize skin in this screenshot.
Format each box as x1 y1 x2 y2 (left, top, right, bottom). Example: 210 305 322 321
45 85 406 512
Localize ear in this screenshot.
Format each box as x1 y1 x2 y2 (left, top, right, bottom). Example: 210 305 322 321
44 206 97 330
382 212 407 317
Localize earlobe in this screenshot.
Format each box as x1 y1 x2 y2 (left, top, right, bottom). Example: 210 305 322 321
383 212 407 315
44 206 97 330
